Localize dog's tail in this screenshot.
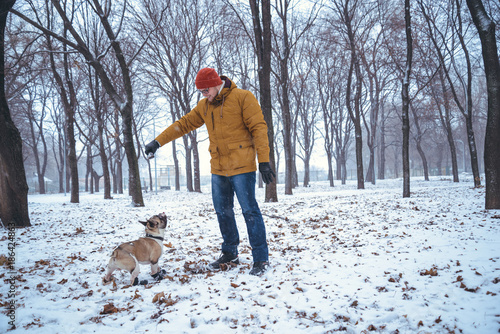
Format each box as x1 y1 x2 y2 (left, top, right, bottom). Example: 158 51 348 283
109 247 122 259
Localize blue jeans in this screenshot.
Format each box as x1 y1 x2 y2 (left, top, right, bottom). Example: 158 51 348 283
211 172 269 262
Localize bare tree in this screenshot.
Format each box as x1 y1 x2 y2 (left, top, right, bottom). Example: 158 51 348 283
332 0 368 189
359 26 392 185
44 12 80 202
168 102 181 191
409 101 430 181
23 80 50 193
466 0 500 209
272 0 316 195
402 0 413 197
12 0 150 206
49 101 66 193
429 64 460 182
0 0 30 227
76 65 112 199
290 39 319 187
249 0 278 202
137 0 208 193
105 86 124 194
314 30 343 187
376 0 404 181
273 0 294 195
313 29 353 185
419 0 481 187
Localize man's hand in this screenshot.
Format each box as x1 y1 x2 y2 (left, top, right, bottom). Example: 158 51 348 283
145 140 160 157
259 162 276 184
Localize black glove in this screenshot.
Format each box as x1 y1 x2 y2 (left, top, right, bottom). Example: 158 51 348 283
259 162 276 184
145 140 160 156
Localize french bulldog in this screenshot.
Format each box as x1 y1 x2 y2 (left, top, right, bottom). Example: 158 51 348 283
103 213 168 286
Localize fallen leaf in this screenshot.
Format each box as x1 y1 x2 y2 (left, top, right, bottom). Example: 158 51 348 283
152 292 165 303
0 255 8 266
420 267 438 276
100 303 119 314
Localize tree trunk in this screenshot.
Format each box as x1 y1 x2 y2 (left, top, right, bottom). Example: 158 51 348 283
98 132 112 199
281 67 293 195
183 136 193 192
434 67 459 182
45 28 79 203
116 158 123 194
92 170 101 193
364 75 378 185
402 0 412 198
340 150 347 185
336 146 342 182
273 0 294 196
454 0 480 187
0 0 31 227
303 156 310 187
250 0 277 202
91 70 112 199
344 2 364 190
54 126 64 193
114 113 123 194
189 133 201 193
26 97 49 194
120 103 144 206
346 56 364 189
172 140 180 191
466 0 500 209
378 103 386 180
147 159 153 192
85 147 92 193
327 150 334 187
409 104 429 181
365 149 375 184
170 104 181 191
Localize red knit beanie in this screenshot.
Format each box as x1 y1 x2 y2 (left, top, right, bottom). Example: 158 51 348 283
195 68 223 89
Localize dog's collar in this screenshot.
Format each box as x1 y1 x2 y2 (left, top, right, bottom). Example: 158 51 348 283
146 234 164 241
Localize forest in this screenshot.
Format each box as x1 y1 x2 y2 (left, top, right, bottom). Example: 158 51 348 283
1 0 500 227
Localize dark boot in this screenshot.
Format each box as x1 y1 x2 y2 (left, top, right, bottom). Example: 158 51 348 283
249 261 269 276
209 253 239 270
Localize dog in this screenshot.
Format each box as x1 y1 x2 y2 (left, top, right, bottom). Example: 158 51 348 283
103 213 168 286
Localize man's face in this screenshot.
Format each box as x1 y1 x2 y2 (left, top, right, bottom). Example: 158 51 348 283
200 86 218 102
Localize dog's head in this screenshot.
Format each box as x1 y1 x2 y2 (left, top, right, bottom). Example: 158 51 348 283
140 213 168 234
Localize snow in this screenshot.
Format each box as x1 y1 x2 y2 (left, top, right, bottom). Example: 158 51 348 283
1 175 499 333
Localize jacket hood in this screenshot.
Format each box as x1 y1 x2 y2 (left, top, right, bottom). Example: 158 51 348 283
210 76 236 106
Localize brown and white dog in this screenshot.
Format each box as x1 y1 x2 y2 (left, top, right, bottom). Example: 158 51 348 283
103 213 168 286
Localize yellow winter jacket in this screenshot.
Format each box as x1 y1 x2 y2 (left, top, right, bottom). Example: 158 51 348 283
155 77 270 177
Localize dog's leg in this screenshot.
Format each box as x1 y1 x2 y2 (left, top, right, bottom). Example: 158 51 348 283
103 259 116 285
150 263 159 275
150 263 167 281
129 255 140 286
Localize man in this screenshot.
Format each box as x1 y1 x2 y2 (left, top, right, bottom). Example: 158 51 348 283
145 68 275 276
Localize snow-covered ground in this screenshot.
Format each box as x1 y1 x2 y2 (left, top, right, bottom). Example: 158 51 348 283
1 176 499 333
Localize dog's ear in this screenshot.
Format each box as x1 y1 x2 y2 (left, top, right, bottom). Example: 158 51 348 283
139 220 148 227
158 212 167 221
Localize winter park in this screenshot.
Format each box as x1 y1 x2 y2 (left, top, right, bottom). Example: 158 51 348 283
2 0 500 333
0 176 499 333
